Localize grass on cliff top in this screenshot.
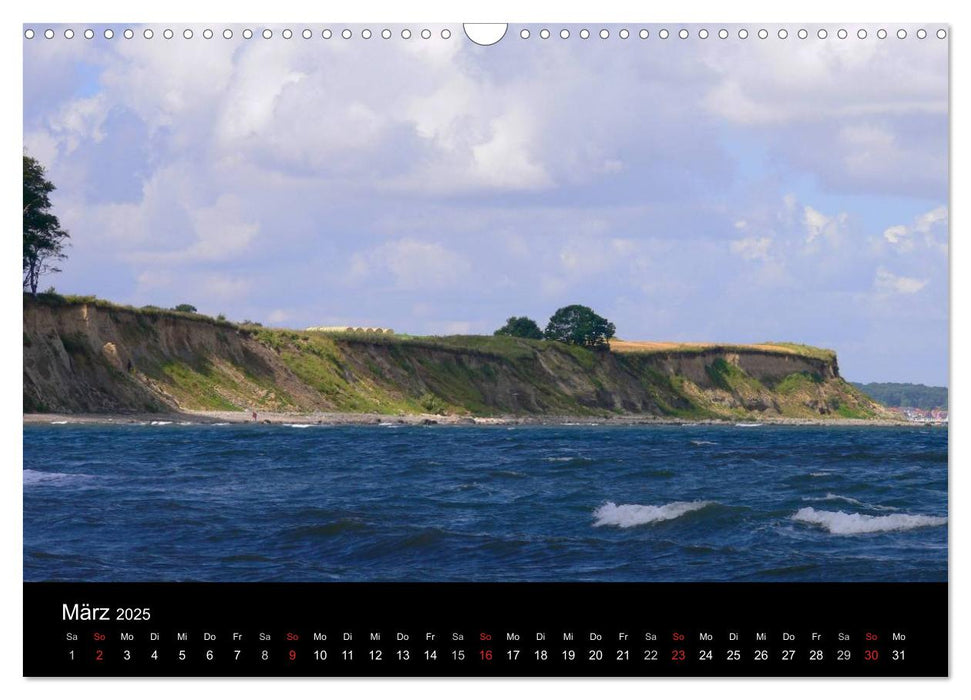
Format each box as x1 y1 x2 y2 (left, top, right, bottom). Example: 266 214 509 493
26 292 240 331
27 293 836 365
611 339 836 362
761 342 837 362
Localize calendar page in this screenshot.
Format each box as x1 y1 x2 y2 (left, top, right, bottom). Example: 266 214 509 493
22 21 948 677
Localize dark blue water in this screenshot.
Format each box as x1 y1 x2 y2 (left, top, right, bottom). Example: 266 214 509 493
23 423 947 582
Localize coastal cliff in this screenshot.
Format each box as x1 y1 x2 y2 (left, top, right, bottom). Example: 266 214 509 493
23 296 888 420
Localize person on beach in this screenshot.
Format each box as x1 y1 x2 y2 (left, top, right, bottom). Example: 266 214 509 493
252 411 258 422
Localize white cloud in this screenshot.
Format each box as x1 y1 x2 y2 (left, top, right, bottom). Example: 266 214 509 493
803 205 848 247
874 267 928 295
730 236 772 262
702 34 946 126
882 206 948 253
101 34 236 134
348 239 472 291
468 109 552 190
184 197 260 262
883 225 909 244
49 95 109 154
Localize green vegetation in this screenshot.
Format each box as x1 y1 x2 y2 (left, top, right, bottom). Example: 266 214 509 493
852 382 948 410
173 304 197 313
705 357 761 393
23 155 69 295
25 292 240 330
773 371 823 395
419 392 449 415
58 332 89 356
762 342 837 362
544 304 616 349
160 361 241 411
494 316 544 340
834 402 870 419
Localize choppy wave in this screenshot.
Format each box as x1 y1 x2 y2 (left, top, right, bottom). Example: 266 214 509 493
803 493 898 511
593 500 714 528
690 440 717 446
24 469 93 486
150 421 172 426
792 507 946 535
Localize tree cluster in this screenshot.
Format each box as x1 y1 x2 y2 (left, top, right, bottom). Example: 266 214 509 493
494 305 616 349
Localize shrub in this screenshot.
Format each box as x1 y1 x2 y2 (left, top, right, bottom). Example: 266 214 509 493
494 316 544 339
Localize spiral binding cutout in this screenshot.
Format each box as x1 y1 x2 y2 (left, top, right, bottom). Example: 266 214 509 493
23 26 948 42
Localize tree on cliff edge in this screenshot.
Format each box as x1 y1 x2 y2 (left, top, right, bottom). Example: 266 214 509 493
544 305 616 349
494 316 544 340
23 155 69 295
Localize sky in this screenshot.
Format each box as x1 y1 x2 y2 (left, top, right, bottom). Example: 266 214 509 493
22 23 949 385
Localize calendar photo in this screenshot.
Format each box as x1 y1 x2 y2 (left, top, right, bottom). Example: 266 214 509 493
21 24 949 677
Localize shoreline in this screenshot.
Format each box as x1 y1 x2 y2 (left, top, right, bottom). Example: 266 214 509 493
23 410 932 428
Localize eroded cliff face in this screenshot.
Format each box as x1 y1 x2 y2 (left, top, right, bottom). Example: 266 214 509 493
23 299 886 420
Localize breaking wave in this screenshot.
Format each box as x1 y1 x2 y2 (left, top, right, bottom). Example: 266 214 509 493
792 507 946 535
593 500 714 528
803 493 898 511
24 469 93 486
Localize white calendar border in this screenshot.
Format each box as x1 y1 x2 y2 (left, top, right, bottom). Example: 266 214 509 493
2 0 964 698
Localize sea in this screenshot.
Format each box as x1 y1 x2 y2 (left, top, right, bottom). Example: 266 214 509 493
23 423 947 582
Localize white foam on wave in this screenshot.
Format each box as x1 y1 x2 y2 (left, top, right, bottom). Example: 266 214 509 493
285 424 313 429
24 469 93 486
690 440 717 446
150 421 172 426
212 422 230 426
49 420 69 425
809 471 832 477
792 507 946 535
593 500 714 528
803 493 898 511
